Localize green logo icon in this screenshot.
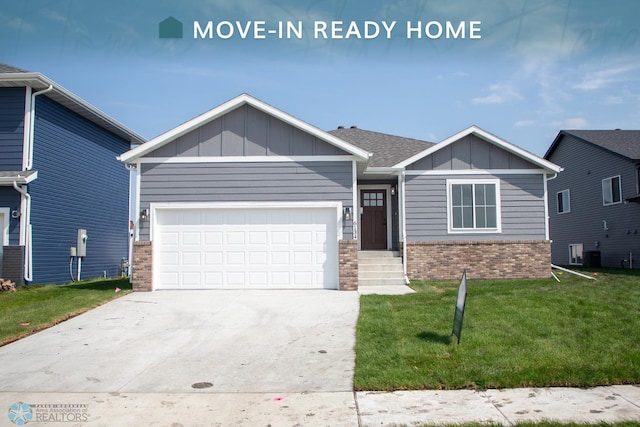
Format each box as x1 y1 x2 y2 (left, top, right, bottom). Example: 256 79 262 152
159 16 183 39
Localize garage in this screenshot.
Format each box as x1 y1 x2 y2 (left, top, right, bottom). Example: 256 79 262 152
152 204 340 290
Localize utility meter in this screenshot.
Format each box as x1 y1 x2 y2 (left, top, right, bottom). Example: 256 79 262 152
77 229 88 257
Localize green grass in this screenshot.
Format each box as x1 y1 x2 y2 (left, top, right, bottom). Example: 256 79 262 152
355 269 640 391
0 278 131 346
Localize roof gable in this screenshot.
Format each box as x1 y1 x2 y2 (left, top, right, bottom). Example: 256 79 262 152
396 125 562 173
545 130 640 161
120 94 370 163
146 104 352 158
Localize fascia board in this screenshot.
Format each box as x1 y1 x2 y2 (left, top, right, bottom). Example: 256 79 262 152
0 73 145 145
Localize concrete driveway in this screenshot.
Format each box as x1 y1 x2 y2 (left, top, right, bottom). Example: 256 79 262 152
0 290 359 394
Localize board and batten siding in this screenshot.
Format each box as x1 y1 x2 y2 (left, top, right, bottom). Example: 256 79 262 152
407 134 537 171
405 173 546 241
148 104 348 158
547 134 640 267
29 96 131 283
0 87 26 170
139 161 354 240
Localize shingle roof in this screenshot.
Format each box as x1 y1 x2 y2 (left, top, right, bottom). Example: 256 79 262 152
328 127 434 167
548 130 640 160
0 63 30 73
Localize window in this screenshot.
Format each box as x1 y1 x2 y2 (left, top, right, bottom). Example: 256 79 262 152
569 244 583 265
602 175 621 206
447 180 501 233
557 189 570 214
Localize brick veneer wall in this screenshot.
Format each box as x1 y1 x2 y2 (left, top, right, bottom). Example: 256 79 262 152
132 241 153 291
406 240 551 281
339 239 358 291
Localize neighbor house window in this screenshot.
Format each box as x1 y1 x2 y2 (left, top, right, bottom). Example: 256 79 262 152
447 179 501 233
602 175 622 206
569 244 583 265
557 189 570 214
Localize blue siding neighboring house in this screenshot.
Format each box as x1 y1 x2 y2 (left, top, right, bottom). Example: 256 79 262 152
0 63 144 284
544 130 640 269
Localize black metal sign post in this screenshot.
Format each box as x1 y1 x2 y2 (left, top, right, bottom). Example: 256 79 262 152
451 270 467 345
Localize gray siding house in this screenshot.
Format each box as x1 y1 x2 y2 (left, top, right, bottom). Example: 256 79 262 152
120 94 561 291
544 130 640 268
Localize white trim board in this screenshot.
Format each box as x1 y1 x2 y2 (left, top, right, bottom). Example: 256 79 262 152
405 169 549 176
135 155 356 164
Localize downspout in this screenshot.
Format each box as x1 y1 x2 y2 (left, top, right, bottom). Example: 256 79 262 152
544 173 558 241
12 181 32 282
400 171 409 284
26 85 54 170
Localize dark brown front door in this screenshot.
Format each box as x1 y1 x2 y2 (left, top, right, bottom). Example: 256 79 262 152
361 190 387 250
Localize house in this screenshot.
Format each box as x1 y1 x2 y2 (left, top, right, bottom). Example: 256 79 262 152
0 64 144 284
544 130 640 268
119 94 561 291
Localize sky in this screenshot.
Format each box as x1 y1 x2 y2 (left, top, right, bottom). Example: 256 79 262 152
1 0 639 156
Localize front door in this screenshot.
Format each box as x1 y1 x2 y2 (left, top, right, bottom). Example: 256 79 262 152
361 190 387 250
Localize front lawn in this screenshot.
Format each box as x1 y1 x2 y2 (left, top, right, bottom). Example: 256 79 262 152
0 278 131 346
355 270 640 390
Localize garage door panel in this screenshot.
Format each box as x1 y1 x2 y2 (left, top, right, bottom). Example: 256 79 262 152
154 207 338 289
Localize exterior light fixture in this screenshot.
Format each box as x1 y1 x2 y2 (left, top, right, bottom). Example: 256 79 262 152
140 208 150 221
343 207 353 221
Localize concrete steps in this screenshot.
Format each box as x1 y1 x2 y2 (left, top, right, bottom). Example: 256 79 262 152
358 251 406 286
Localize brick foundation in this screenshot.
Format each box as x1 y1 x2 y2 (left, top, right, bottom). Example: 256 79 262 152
339 240 358 291
132 241 153 291
406 240 551 281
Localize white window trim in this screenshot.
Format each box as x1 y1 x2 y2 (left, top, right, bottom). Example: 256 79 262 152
602 175 622 206
446 179 502 234
557 189 571 214
569 243 583 266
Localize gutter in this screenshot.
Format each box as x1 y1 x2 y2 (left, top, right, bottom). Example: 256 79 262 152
12 181 32 282
25 85 54 170
544 172 560 241
400 171 409 284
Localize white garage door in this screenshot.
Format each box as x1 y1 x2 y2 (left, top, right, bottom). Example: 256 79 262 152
153 206 339 290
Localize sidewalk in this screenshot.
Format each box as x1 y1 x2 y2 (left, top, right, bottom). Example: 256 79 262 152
2 385 639 426
357 385 640 426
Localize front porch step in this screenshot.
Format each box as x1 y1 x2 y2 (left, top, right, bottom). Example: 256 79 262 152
358 251 401 258
358 251 406 287
358 278 407 286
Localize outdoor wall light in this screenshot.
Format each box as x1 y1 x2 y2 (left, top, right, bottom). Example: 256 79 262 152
391 185 397 196
11 209 20 218
343 207 353 222
140 208 150 221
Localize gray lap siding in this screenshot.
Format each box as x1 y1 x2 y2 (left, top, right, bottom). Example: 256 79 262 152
405 173 546 241
138 161 354 240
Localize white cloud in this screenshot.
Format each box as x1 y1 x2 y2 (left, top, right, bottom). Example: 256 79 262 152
514 120 535 128
0 13 35 32
604 96 624 105
472 82 522 105
552 117 589 129
573 65 639 91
